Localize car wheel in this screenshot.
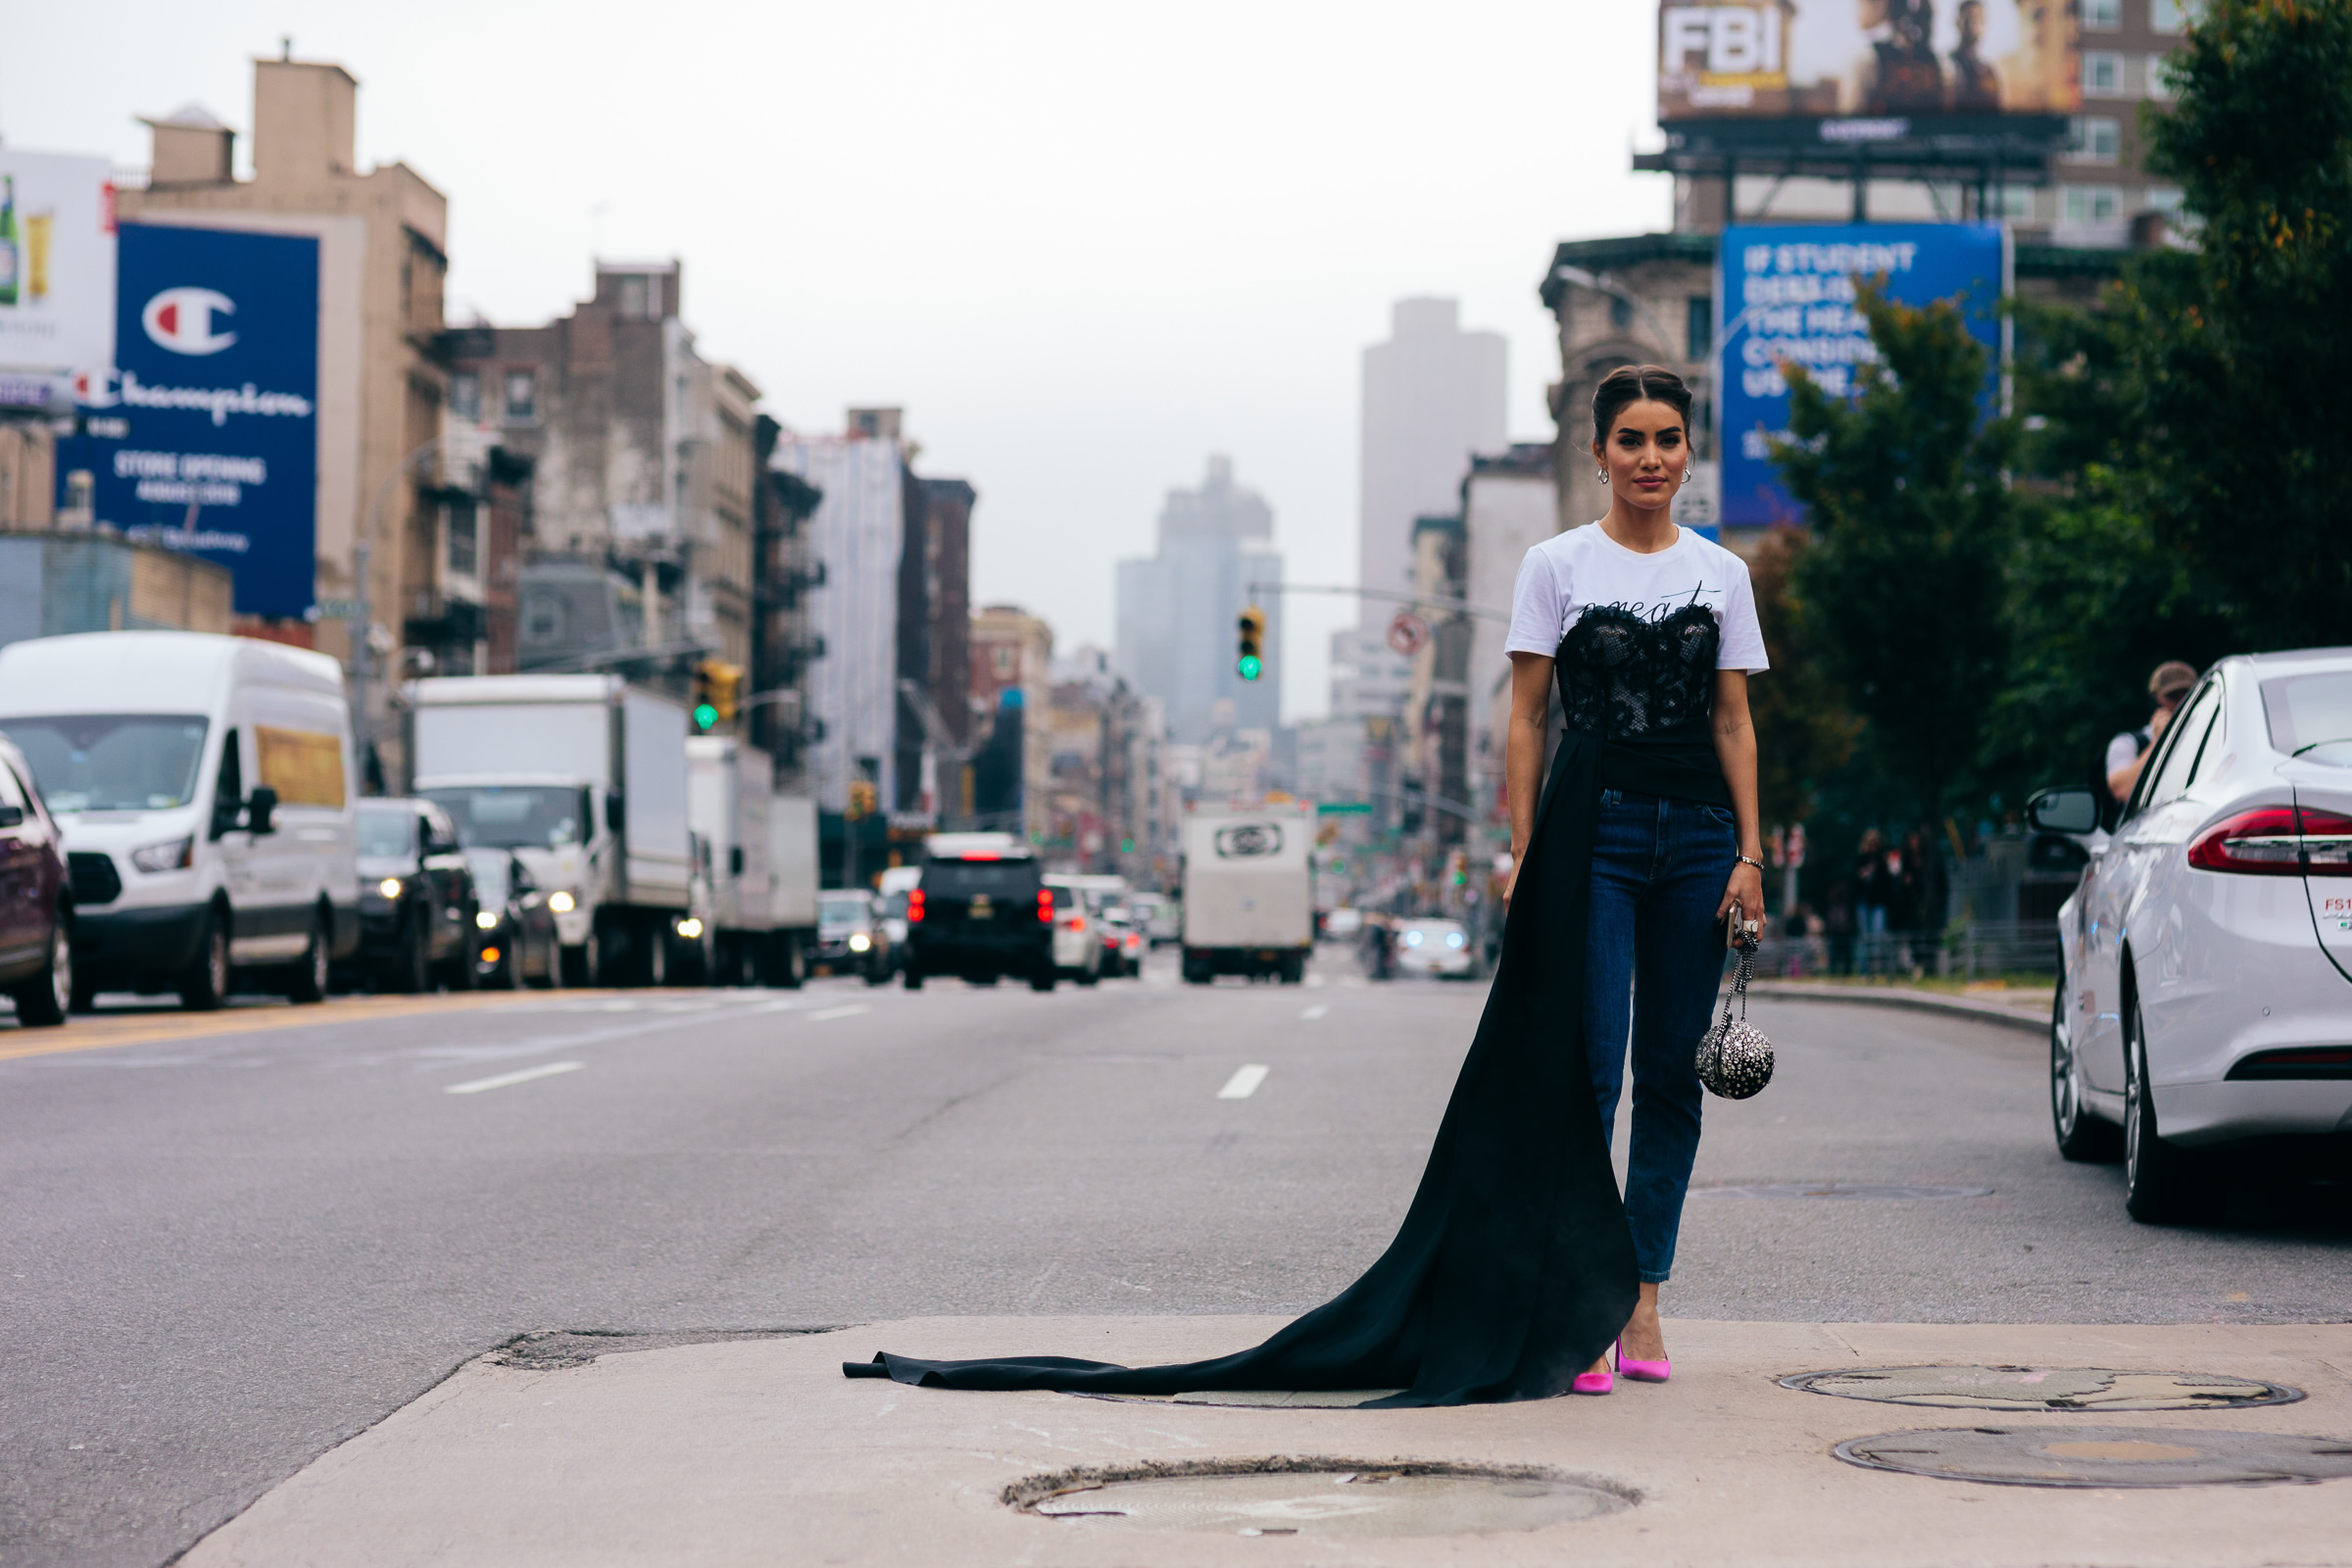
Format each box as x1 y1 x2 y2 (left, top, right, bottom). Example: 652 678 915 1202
286 908 329 1004
1030 968 1056 993
181 908 231 1011
1077 965 1100 987
902 965 924 990
2050 970 2119 1162
562 929 597 988
13 917 72 1028
442 909 477 992
2124 996 2204 1223
778 934 807 990
384 906 430 994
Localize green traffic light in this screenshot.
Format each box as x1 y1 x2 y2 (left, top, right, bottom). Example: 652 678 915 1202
693 703 719 730
1238 655 1262 681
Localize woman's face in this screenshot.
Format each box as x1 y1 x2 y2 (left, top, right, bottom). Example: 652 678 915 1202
1591 399 1690 513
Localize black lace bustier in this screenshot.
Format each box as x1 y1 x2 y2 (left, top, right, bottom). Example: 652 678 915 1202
1554 603 1720 739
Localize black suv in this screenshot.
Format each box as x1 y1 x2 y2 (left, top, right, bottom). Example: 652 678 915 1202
355 799 477 993
903 849 1054 991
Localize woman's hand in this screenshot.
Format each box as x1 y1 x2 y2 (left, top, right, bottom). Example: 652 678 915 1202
1717 858 1766 935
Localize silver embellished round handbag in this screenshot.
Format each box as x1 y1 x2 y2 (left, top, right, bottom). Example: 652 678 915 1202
1695 902 1774 1100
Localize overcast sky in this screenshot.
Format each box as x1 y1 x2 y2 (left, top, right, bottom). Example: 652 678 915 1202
8 1 1671 719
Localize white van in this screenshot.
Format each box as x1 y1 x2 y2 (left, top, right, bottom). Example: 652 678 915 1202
0 631 360 1009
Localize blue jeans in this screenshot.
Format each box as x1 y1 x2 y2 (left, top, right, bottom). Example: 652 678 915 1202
1585 788 1735 1285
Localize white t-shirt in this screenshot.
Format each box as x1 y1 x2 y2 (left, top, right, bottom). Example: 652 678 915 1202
1504 522 1770 671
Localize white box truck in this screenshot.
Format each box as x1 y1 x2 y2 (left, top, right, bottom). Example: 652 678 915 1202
688 735 821 986
409 675 691 986
767 793 819 985
1179 804 1314 985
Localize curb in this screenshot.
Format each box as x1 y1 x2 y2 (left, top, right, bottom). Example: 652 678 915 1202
1747 980 2048 1036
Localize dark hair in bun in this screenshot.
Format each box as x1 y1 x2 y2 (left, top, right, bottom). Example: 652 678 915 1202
1592 364 1693 445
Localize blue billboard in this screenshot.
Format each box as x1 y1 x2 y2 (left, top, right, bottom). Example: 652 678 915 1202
63 222 318 618
1716 223 2007 527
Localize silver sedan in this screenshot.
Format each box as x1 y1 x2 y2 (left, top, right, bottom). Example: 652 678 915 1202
2033 647 2352 1223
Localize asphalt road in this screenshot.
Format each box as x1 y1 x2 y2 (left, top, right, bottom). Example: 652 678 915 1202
2 953 2345 1567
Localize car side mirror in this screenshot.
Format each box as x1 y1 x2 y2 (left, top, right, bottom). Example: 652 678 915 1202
606 793 626 834
730 846 745 876
0 804 23 829
246 785 279 836
2026 786 2099 836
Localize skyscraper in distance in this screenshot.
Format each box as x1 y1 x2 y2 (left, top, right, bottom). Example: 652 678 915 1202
1114 455 1283 746
1359 299 1506 633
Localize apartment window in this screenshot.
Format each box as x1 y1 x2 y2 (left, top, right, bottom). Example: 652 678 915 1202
2150 0 2199 35
2063 185 2123 223
2081 0 2121 29
1609 294 1635 331
2145 53 2179 100
503 369 538 423
2082 51 2125 96
2068 116 2122 163
1686 296 1712 360
1990 184 2034 220
449 371 480 422
445 499 478 576
2144 186 2186 214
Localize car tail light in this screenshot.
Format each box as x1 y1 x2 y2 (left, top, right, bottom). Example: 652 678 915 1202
2188 807 2352 876
907 890 925 924
1037 890 1054 923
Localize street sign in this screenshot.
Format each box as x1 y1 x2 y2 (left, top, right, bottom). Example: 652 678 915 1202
1317 801 1374 816
1387 612 1428 657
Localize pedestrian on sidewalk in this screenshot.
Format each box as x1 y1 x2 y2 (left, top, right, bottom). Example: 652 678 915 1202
841 366 1768 1406
2106 661 2199 805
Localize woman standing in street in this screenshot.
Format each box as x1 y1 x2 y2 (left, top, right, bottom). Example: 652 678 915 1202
1501 364 1770 1386
841 365 1764 1405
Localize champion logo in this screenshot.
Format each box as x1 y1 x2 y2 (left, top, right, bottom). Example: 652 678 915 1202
142 287 238 356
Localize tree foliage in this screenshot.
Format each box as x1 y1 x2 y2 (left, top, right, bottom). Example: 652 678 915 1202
1743 526 1861 828
1772 288 2019 826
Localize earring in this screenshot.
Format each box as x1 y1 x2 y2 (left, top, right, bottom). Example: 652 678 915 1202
1597 470 1608 484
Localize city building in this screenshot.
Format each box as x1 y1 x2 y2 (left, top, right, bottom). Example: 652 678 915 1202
1113 455 1284 744
1461 443 1557 826
0 421 54 529
968 603 1054 842
1358 299 1505 635
442 262 760 681
1039 646 1174 880
894 472 976 825
0 532 232 650
120 56 452 781
750 415 824 793
1401 513 1469 858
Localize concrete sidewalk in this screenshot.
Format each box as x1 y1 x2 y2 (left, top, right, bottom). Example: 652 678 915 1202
185 1316 2352 1567
1749 980 2050 1035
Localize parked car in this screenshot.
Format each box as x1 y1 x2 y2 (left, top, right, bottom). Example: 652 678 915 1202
1130 892 1181 948
877 865 921 980
1042 877 1102 985
356 799 478 993
1093 901 1143 978
906 842 1055 991
1396 916 1474 979
2033 648 2352 1223
0 732 72 1026
0 632 361 1011
466 848 562 990
811 890 891 984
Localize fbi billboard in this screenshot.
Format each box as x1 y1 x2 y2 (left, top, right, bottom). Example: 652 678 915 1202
1659 0 2077 121
63 222 319 618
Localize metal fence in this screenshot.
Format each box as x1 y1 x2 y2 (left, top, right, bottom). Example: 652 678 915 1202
1747 919 2062 982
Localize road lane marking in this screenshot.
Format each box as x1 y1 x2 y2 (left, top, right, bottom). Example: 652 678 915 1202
1217 1064 1270 1100
809 1004 869 1022
445 1061 585 1095
1300 1004 1329 1021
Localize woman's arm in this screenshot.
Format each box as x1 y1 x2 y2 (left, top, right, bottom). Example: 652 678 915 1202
1711 668 1767 930
1502 652 1554 906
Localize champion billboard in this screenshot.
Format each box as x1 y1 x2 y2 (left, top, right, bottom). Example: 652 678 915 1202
1715 221 2007 527
66 222 318 618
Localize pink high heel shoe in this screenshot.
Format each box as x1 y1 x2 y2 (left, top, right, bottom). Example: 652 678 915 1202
1571 1368 1614 1395
1614 1338 1670 1384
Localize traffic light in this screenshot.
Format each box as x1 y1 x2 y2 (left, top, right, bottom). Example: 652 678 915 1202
691 663 719 731
691 659 744 731
1236 606 1265 681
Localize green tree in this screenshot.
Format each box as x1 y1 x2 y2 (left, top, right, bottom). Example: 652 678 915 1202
1772 287 2019 829
1743 525 1861 830
2122 0 2352 647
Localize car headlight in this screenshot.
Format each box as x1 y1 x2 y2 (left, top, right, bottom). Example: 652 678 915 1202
675 917 705 940
377 877 403 900
475 909 500 930
547 890 575 913
130 837 193 872
1446 932 1464 949
1403 931 1423 947
848 932 871 953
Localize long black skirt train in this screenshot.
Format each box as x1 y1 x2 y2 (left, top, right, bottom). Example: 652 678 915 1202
842 728 1637 1407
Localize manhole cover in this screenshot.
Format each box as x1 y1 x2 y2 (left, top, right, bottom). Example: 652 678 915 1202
1070 1389 1405 1408
1785 1366 2303 1412
1698 1183 1991 1200
1008 1459 1633 1536
1835 1426 2352 1488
